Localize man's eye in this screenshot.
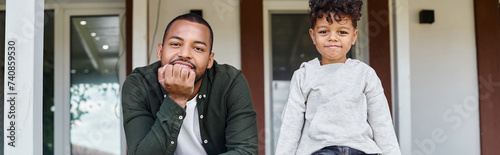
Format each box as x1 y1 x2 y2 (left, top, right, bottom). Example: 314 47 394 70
170 43 180 47
194 47 204 51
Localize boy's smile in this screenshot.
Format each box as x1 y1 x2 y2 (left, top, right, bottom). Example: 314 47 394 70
309 14 358 65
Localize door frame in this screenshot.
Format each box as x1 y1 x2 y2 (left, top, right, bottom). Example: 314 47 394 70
263 2 308 154
474 0 500 154
51 3 126 155
260 1 388 154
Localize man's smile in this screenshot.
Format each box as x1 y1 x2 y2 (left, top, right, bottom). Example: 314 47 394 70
169 59 196 71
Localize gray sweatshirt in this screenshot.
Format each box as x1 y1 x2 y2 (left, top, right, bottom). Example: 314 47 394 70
275 58 401 155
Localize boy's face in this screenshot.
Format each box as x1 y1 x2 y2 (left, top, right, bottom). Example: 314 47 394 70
157 19 214 83
309 14 358 65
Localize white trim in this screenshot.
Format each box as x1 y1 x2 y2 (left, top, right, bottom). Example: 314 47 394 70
132 0 148 69
0 2 124 10
53 5 67 155
3 0 44 154
118 5 128 155
262 5 270 155
55 7 125 155
263 2 308 155
391 0 412 154
45 2 124 9
264 1 309 11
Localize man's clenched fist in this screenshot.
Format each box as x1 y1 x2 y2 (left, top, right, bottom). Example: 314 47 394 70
158 64 196 108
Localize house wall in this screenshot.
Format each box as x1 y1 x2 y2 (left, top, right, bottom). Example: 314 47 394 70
147 0 241 69
408 0 480 154
135 0 484 154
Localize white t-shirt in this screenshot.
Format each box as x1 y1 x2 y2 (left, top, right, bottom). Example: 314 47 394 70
174 95 207 155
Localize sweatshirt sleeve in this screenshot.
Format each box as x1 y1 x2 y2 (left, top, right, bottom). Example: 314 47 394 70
275 70 306 155
364 69 402 155
121 73 186 155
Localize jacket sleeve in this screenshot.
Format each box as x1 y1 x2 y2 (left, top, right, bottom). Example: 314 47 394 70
364 69 402 155
219 72 259 155
121 74 186 155
275 70 306 155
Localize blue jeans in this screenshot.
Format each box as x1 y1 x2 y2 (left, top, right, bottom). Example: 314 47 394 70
311 146 377 155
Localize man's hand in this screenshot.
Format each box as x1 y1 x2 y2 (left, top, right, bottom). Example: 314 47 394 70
158 64 196 108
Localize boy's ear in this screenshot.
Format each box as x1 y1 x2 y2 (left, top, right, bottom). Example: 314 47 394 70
351 29 359 45
309 28 316 45
157 43 163 60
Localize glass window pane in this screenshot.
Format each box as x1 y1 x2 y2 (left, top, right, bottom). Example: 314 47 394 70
43 10 55 155
70 15 121 155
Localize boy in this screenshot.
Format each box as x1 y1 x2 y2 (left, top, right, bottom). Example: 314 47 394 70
275 0 401 154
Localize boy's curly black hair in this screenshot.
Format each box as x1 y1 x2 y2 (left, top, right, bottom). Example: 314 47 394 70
309 0 363 28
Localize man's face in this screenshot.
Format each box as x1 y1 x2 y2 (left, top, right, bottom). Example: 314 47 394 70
157 20 214 83
309 14 358 65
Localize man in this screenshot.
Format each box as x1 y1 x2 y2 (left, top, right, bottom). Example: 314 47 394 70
122 13 258 155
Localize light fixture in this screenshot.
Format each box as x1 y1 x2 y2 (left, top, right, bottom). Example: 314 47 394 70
90 32 96 37
95 37 100 41
102 45 109 50
80 21 87 25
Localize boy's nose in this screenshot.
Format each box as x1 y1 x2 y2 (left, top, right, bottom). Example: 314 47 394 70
328 34 339 42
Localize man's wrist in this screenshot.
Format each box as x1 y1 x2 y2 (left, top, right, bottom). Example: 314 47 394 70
168 95 188 108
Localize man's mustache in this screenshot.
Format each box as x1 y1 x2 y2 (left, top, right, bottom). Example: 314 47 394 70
168 58 197 70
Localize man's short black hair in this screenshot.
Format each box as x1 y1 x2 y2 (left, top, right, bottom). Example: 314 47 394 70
309 0 363 28
162 13 214 52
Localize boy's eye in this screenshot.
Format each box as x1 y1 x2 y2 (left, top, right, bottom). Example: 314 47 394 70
319 30 327 34
339 31 348 35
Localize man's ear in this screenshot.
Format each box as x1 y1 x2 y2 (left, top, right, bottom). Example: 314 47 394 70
352 29 359 45
207 52 215 69
309 28 316 45
156 43 163 61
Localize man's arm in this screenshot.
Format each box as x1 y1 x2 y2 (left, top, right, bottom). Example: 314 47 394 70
220 72 259 155
122 74 186 155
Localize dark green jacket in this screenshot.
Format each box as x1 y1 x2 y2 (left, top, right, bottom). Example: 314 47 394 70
122 61 258 155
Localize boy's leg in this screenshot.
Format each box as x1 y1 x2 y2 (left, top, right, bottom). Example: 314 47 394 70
311 146 342 155
312 146 379 155
347 147 378 155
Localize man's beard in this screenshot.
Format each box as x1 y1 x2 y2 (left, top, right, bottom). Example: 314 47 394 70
168 58 197 70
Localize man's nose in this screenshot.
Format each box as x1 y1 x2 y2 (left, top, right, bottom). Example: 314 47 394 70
178 45 192 59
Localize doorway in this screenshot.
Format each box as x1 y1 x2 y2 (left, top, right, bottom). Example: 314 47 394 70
263 1 369 154
55 7 126 155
